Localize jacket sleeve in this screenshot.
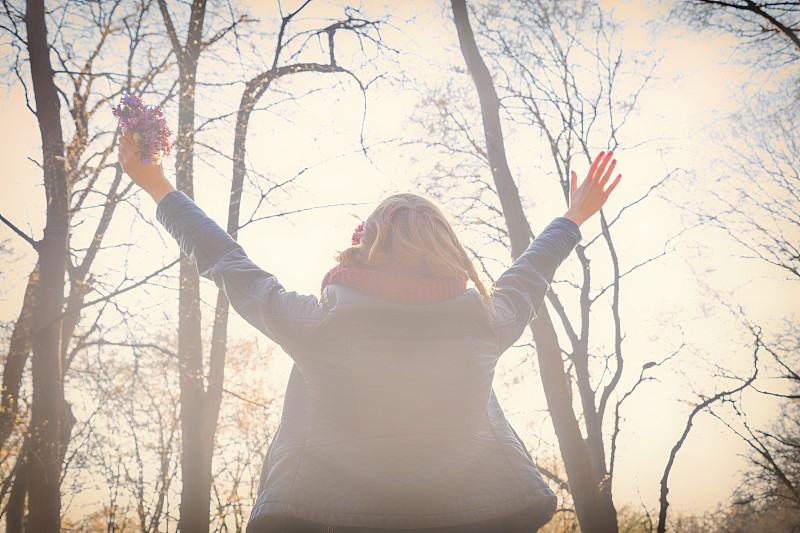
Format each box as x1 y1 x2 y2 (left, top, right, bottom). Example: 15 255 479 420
156 190 326 351
490 217 581 354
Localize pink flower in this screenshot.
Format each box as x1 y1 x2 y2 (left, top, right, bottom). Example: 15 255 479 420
112 95 173 165
351 223 364 246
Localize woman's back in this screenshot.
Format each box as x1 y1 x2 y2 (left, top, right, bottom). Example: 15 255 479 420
308 285 494 434
253 284 556 530
151 189 583 530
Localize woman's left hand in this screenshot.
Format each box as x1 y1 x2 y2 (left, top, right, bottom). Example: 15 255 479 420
118 130 175 203
563 150 622 227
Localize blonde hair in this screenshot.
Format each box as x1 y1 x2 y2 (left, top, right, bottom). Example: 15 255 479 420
336 193 494 313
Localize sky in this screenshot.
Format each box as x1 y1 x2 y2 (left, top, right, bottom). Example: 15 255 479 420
0 0 797 523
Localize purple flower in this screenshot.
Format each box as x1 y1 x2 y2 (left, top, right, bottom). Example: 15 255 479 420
112 94 173 165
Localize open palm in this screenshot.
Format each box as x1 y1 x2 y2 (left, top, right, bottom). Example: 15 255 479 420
564 151 622 227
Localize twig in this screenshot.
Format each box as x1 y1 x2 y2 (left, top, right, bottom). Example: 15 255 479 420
0 212 39 252
80 258 179 310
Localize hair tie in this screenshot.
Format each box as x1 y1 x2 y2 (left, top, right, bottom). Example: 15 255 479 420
351 223 364 246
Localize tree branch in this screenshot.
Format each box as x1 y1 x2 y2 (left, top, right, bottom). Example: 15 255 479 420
156 0 183 62
0 212 39 252
657 340 760 533
79 258 179 310
698 0 800 52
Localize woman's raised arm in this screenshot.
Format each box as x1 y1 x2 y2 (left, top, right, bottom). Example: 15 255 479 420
117 132 326 353
490 150 622 352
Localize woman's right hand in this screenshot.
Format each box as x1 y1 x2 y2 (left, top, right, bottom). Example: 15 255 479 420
118 130 175 203
563 151 621 227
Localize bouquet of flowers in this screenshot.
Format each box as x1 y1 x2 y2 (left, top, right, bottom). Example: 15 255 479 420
112 95 172 165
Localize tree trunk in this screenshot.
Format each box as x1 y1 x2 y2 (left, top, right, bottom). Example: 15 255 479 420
6 439 29 533
532 309 617 532
175 65 210 533
0 263 38 452
25 0 72 530
450 0 530 261
157 0 211 530
450 1 618 530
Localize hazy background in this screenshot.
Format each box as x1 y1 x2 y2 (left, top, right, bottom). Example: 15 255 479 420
0 0 797 530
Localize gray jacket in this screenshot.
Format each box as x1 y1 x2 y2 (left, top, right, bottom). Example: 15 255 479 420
156 191 582 531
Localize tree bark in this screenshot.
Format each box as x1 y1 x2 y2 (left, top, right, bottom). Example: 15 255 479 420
741 0 800 55
450 0 530 261
450 1 617 531
25 0 72 530
6 438 29 533
0 263 38 452
157 1 210 531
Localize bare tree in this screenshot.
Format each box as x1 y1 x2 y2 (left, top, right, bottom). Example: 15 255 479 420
675 1 800 66
665 7 799 521
155 1 384 531
445 1 673 531
720 375 800 511
0 1 177 529
656 340 760 533
451 3 612 528
155 1 238 530
685 90 799 282
58 334 181 533
24 0 78 527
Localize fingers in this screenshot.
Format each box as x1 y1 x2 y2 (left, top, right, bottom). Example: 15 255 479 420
570 170 577 193
588 151 606 182
118 138 131 159
605 173 622 196
117 142 129 168
589 151 614 185
119 135 136 152
599 158 617 187
118 134 143 169
118 135 141 175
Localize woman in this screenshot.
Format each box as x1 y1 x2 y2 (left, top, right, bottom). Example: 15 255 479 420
118 134 620 532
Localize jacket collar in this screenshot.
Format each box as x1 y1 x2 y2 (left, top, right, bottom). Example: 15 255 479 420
321 284 492 322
